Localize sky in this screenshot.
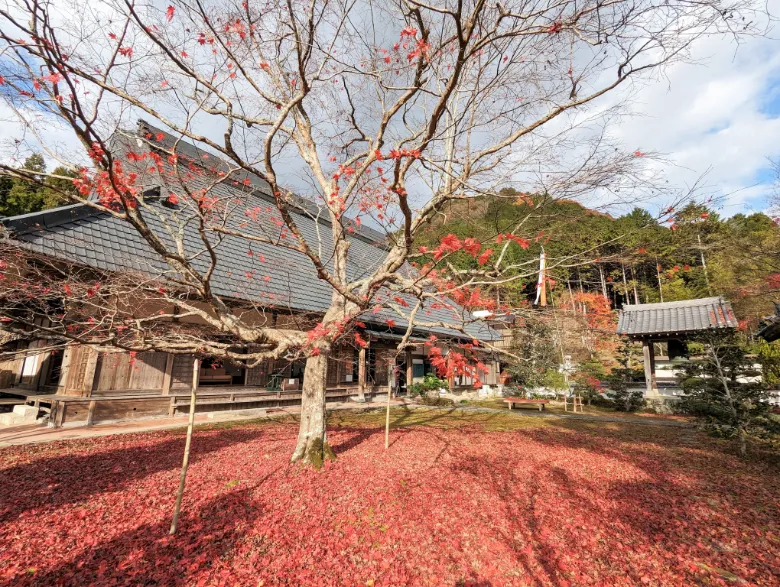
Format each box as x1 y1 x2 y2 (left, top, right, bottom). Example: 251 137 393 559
2 2 780 220
603 12 780 217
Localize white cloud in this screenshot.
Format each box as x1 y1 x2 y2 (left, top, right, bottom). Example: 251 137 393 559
602 10 780 216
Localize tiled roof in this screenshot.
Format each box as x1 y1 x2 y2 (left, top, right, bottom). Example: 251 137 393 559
1 123 498 342
617 297 738 337
135 120 388 246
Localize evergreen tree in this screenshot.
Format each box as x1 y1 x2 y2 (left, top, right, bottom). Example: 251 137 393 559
607 340 645 412
679 332 771 456
0 154 78 216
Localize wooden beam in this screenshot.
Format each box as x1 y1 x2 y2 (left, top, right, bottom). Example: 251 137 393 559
161 354 175 396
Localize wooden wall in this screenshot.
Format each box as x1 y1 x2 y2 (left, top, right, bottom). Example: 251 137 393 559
61 345 94 396
0 350 23 389
327 347 357 387
170 354 196 390
92 351 168 393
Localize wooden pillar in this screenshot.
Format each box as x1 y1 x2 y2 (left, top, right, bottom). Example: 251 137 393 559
405 347 413 395
81 348 99 397
31 348 49 392
357 346 367 402
57 346 72 394
642 339 657 395
161 354 175 396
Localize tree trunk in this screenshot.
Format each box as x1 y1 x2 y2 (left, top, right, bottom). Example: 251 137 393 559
698 233 713 295
630 266 640 304
291 351 335 468
655 256 664 302
598 264 609 303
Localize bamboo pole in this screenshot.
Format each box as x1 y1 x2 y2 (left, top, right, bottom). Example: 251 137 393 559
385 356 393 450
170 357 200 535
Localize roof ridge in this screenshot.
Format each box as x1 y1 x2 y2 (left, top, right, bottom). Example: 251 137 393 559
621 296 724 311
1 203 104 234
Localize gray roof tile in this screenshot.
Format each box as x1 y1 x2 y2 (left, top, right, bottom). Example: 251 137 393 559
617 297 738 337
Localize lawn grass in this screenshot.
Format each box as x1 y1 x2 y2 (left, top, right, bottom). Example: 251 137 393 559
1 408 777 586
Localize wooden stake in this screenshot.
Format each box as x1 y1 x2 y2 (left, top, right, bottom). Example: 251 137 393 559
170 357 199 535
385 357 392 449
385 388 391 450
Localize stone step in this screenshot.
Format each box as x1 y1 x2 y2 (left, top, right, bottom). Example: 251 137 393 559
0 413 23 426
12 405 39 422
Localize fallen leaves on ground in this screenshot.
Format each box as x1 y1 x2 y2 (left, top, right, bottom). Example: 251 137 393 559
0 410 777 586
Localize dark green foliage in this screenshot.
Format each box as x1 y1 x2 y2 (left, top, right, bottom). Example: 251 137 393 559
607 341 645 412
0 154 78 217
678 332 771 455
408 373 448 398
413 190 780 330
572 358 607 405
506 316 560 388
756 340 780 387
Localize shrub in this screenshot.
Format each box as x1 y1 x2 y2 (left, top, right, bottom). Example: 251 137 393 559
606 341 644 412
408 373 448 398
612 388 643 412
501 383 526 398
678 332 772 456
588 395 616 409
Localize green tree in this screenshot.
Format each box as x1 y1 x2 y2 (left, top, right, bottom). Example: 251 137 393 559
0 154 77 217
679 332 771 456
607 341 644 412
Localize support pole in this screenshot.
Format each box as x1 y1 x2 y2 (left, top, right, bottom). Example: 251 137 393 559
642 340 657 395
385 353 393 450
170 357 200 535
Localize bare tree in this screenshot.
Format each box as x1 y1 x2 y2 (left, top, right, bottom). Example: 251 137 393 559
0 0 764 464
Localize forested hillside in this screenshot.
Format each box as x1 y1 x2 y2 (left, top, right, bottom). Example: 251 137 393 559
414 189 780 329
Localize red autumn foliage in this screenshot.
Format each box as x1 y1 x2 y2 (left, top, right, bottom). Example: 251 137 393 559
496 233 530 249
0 421 777 586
